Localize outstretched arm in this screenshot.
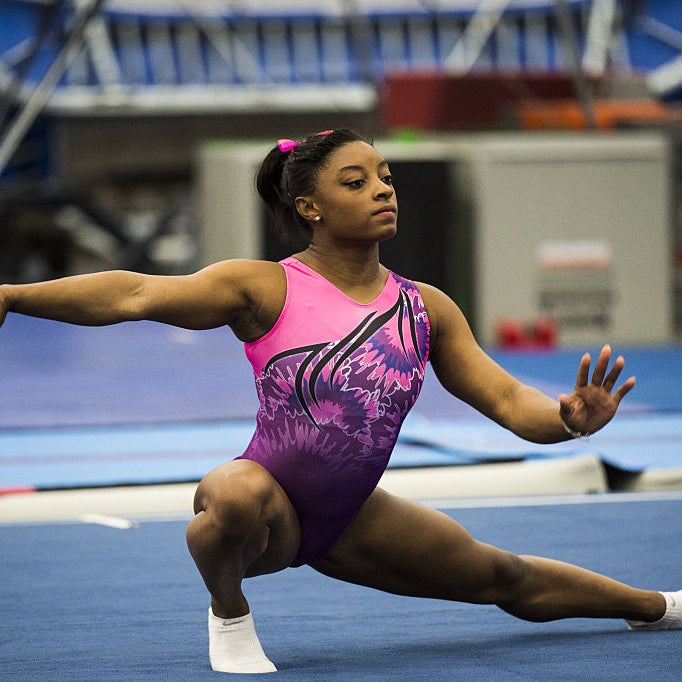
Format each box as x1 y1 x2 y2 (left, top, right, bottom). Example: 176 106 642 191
419 283 635 444
0 259 284 336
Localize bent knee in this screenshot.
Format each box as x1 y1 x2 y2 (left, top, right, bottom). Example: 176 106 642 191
189 460 300 572
193 460 279 529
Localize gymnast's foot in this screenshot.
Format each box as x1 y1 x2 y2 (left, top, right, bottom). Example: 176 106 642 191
208 607 277 673
626 591 682 631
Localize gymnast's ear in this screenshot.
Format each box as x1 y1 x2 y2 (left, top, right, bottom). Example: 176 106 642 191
295 196 320 224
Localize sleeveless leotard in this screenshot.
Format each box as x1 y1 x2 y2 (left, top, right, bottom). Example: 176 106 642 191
237 257 430 566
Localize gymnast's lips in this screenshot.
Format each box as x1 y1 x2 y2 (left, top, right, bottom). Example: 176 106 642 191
372 205 397 216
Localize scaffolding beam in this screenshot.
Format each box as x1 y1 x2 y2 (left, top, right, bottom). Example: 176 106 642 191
0 0 108 177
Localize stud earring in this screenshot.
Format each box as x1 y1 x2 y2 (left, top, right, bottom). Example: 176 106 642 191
314 215 322 222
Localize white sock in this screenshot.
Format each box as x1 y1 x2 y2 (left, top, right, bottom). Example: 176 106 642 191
208 607 277 673
626 591 682 631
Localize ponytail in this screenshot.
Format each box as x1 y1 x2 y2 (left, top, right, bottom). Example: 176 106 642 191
256 128 370 245
255 145 309 245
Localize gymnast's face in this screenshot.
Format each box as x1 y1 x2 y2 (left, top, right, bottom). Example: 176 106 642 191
297 141 398 244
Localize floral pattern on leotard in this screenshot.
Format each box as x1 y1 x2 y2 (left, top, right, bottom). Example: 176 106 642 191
248 279 428 476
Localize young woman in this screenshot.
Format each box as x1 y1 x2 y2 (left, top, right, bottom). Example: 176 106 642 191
1 129 679 674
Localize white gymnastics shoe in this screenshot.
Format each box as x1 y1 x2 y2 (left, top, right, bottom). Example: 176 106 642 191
208 608 277 673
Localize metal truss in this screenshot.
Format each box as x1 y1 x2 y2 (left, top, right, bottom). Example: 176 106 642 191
1 1 680 178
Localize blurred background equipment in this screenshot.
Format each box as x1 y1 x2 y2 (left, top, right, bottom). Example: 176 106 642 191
0 0 681 337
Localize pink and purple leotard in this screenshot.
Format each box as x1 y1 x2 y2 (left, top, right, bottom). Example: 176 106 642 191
237 257 430 566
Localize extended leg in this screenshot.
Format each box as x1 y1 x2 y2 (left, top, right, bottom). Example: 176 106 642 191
495 555 665 622
186 459 300 673
314 489 668 625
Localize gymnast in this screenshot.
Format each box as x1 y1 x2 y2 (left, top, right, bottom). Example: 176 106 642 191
1 128 680 674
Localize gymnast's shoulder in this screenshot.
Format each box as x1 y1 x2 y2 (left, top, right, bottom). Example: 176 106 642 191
413 281 471 338
194 258 285 294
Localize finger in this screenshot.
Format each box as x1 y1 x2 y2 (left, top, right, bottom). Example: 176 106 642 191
558 394 579 429
590 344 611 386
574 352 591 389
602 355 625 392
558 393 572 415
613 375 636 403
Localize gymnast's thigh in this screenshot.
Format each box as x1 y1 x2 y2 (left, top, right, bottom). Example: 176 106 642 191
311 487 517 604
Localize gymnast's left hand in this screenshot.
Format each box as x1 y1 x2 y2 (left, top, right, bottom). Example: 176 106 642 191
558 345 636 437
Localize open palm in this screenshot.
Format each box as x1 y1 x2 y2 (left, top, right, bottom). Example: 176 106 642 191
558 345 636 436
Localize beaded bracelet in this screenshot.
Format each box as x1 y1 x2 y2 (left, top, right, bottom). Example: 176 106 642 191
561 417 589 439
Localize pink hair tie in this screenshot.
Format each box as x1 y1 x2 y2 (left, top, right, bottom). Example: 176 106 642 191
277 139 299 153
278 130 333 153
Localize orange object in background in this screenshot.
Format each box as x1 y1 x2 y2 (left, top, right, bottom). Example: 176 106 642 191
380 71 674 133
516 98 669 130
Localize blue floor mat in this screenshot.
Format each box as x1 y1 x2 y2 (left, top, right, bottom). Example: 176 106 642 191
3 500 682 680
